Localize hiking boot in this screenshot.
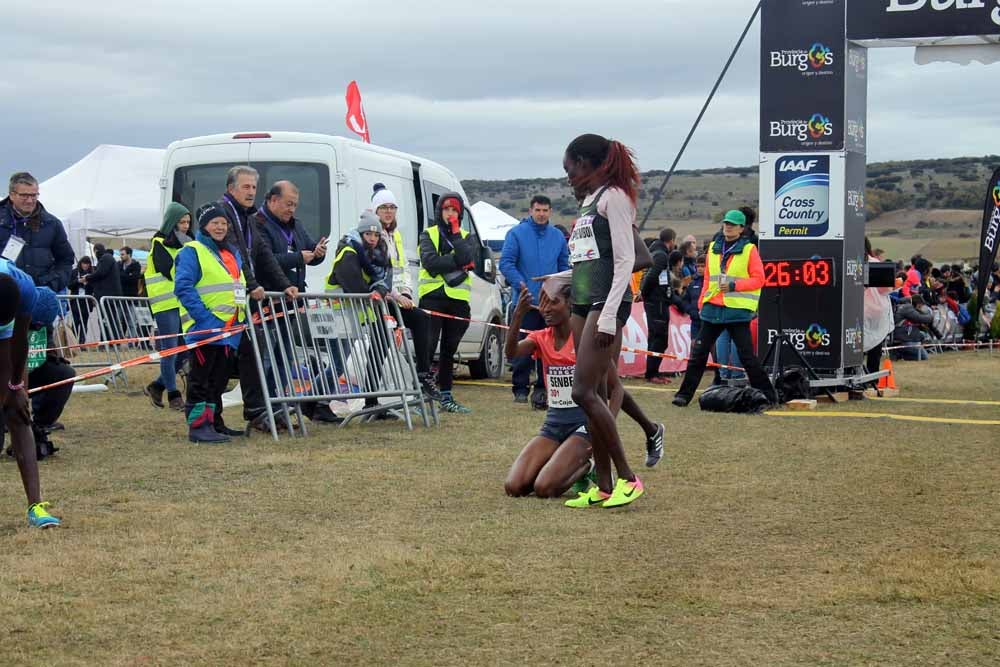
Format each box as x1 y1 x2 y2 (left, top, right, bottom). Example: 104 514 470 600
418 373 441 402
167 391 184 411
189 424 231 444
144 381 165 408
530 386 548 411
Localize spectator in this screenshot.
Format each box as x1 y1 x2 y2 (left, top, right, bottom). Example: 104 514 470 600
370 184 438 400
891 294 934 361
942 264 970 303
0 172 75 292
326 212 395 420
25 293 76 459
680 239 698 278
87 243 126 341
739 206 759 245
119 246 142 297
680 253 706 340
253 180 327 292
672 209 777 407
873 248 886 261
863 236 894 375
499 194 570 408
68 256 95 341
173 203 249 443
419 193 477 414
215 166 296 433
639 228 678 383
902 255 925 297
0 262 61 527
143 203 192 411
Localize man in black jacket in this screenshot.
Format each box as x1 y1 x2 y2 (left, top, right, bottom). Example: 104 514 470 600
216 166 298 432
253 181 327 291
0 172 75 292
86 244 128 342
118 246 142 297
639 228 676 383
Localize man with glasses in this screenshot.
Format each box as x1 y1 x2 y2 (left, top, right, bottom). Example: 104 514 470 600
0 173 75 293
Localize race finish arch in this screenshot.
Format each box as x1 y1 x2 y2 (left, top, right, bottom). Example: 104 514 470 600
756 0 1000 378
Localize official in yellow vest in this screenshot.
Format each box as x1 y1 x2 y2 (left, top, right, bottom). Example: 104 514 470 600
371 185 438 400
173 202 248 444
672 209 777 407
143 202 192 411
418 192 476 414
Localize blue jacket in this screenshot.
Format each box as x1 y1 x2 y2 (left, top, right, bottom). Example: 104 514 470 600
0 198 75 292
499 218 570 305
174 231 244 349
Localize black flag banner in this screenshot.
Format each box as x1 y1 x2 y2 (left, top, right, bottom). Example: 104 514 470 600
974 167 1000 327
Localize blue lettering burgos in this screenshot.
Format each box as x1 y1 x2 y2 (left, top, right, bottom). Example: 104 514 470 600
773 155 830 238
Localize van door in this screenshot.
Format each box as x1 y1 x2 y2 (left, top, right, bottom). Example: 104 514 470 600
246 142 337 292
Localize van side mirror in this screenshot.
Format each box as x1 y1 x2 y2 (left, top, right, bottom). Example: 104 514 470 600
481 244 496 283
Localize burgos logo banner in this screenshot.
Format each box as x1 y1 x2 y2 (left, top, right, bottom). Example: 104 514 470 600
769 114 835 146
774 156 830 238
769 42 835 76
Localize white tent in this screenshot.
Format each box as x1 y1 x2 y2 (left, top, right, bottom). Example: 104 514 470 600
40 144 165 258
470 201 519 244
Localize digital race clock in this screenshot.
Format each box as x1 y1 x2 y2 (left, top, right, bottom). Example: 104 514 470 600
761 258 835 288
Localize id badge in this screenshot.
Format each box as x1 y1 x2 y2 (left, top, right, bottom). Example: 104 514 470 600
717 273 728 289
658 270 671 286
233 283 247 306
2 235 25 261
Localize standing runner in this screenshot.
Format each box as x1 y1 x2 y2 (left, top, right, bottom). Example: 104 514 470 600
562 133 645 508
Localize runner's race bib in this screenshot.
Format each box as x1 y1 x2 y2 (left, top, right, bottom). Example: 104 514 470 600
27 328 46 372
546 365 577 409
233 283 247 306
568 215 600 264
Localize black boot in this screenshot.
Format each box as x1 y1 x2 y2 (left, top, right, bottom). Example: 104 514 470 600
144 381 166 408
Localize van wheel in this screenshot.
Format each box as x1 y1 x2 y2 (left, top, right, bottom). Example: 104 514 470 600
469 323 503 379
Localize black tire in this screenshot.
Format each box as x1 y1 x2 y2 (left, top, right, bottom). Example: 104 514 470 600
468 323 503 379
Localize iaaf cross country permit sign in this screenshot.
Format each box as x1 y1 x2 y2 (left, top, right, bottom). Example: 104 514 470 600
849 0 1000 41
772 155 831 238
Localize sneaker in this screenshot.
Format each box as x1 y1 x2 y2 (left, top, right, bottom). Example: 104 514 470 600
671 395 690 408
568 461 597 496
602 476 645 508
530 386 548 411
645 375 671 385
215 425 247 438
439 393 472 414
513 393 528 404
644 423 665 468
565 486 612 508
27 502 61 529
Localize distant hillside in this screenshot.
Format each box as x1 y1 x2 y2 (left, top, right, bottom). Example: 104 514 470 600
462 156 997 263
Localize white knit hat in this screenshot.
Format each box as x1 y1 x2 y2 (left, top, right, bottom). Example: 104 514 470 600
372 188 398 210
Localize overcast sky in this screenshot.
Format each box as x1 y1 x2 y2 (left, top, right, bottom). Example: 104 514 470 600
3 0 998 183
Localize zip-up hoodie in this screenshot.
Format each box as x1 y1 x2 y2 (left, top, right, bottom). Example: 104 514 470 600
499 216 570 306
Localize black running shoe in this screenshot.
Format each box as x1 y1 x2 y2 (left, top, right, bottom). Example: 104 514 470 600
644 423 665 468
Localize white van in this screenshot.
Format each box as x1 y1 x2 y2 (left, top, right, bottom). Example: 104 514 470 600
159 131 505 378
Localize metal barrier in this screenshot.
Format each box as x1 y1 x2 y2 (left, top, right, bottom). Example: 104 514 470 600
96 296 162 390
56 294 122 389
247 292 437 441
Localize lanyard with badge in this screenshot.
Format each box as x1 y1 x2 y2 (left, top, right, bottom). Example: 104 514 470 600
2 235 25 261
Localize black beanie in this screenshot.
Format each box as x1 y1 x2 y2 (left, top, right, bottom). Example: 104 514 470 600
196 202 228 230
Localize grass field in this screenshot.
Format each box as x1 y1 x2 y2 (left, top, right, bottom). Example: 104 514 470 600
2 353 999 665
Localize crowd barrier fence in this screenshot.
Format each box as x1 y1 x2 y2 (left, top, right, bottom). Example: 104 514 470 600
247 292 437 441
56 294 122 389
96 296 163 389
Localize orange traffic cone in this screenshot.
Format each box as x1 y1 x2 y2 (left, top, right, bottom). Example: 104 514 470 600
877 357 898 390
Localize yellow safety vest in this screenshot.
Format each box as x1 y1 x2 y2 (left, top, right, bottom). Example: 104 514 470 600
418 226 471 302
144 237 183 314
178 241 247 332
703 243 761 312
325 244 376 324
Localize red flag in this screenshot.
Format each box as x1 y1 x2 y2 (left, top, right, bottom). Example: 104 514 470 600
345 81 371 143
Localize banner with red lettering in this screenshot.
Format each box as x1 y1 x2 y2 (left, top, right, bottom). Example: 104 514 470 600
345 80 371 143
617 304 691 377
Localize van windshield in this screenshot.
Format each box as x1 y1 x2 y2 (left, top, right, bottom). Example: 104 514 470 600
172 162 331 243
